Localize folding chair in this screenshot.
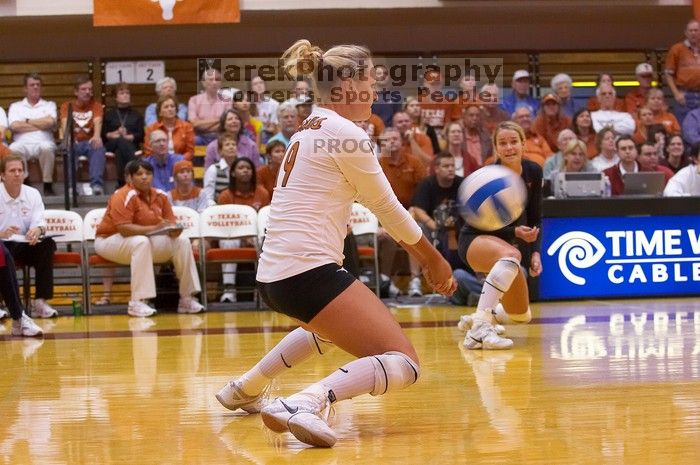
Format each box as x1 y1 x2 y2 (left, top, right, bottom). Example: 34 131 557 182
172 206 201 241
199 204 259 307
256 205 271 246
350 202 381 296
83 208 133 314
43 209 86 311
172 205 202 271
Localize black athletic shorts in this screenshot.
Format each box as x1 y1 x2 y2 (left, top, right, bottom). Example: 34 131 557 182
256 263 356 323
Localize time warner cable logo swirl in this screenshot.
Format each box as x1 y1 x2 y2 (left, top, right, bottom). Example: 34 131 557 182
546 232 606 285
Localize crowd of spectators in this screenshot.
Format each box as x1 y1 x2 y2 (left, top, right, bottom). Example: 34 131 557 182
2 19 700 322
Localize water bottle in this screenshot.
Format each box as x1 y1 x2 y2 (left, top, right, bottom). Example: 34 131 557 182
72 299 82 317
603 176 611 198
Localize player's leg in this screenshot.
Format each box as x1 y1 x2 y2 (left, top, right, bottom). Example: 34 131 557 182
261 278 420 447
460 235 520 349
215 327 334 412
498 267 532 323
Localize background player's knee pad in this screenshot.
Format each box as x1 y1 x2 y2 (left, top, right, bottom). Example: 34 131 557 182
369 351 420 396
308 331 334 355
486 256 521 292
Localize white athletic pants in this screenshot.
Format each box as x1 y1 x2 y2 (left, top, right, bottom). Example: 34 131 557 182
95 233 201 301
9 141 56 183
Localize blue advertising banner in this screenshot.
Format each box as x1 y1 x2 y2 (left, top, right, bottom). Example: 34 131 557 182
540 215 700 300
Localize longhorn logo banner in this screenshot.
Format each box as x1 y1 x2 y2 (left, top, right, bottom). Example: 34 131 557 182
93 0 239 26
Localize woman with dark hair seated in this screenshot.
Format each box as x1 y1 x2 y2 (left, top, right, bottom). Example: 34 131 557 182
661 134 691 174
215 157 271 303
94 159 204 317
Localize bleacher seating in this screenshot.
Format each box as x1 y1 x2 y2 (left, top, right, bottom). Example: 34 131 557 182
0 47 685 316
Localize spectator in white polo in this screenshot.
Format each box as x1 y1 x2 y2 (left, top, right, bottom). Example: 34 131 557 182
7 73 57 195
591 84 635 135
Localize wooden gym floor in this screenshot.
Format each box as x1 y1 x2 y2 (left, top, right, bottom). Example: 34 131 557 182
1 297 699 464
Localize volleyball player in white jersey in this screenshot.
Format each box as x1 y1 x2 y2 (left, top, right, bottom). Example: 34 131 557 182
215 40 455 448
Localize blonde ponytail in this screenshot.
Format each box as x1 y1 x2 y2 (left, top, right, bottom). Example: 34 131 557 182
281 39 372 99
281 39 324 80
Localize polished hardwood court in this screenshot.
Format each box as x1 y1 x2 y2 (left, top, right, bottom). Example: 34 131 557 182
1 297 699 464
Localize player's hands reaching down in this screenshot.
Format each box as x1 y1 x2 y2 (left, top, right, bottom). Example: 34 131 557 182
529 251 542 277
515 225 539 243
423 255 457 296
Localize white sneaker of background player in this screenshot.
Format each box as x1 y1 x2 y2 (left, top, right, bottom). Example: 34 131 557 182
261 384 336 447
457 308 506 336
463 320 513 350
408 277 423 297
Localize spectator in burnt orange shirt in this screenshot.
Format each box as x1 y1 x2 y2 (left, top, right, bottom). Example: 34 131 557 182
94 159 203 317
533 93 572 152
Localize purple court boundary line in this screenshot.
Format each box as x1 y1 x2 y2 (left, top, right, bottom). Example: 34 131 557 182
1 312 695 342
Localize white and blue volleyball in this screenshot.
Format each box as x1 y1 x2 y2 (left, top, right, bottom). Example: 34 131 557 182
458 165 527 231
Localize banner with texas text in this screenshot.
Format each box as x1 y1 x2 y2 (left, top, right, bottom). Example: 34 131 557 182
93 0 239 27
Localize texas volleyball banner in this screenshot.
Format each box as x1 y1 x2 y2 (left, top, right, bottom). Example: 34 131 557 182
93 0 240 26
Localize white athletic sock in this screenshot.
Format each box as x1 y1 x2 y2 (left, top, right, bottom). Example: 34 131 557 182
238 328 334 396
310 358 377 403
474 257 521 324
305 352 420 403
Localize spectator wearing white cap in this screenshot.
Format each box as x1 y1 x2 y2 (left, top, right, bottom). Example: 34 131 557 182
499 69 539 116
625 63 655 115
550 73 579 117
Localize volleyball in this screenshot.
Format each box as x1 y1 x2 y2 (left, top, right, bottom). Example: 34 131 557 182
458 165 527 231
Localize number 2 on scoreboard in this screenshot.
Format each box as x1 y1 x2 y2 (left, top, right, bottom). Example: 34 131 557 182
280 141 299 187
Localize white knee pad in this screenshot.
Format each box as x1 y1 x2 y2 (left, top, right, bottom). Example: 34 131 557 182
485 257 521 293
369 351 420 396
308 331 334 355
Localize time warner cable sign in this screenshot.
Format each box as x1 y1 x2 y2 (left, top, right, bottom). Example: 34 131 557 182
540 215 700 299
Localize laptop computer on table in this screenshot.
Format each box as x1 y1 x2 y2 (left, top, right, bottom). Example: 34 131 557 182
622 172 665 196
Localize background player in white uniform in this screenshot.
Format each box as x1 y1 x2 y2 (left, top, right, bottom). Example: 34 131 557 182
216 40 455 448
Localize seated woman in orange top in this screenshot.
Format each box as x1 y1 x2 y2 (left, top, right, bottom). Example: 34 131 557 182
217 157 270 211
214 156 271 303
571 108 598 159
646 88 681 136
632 106 658 145
256 140 285 197
143 96 195 160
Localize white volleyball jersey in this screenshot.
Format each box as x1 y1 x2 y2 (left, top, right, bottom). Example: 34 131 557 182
257 107 421 282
